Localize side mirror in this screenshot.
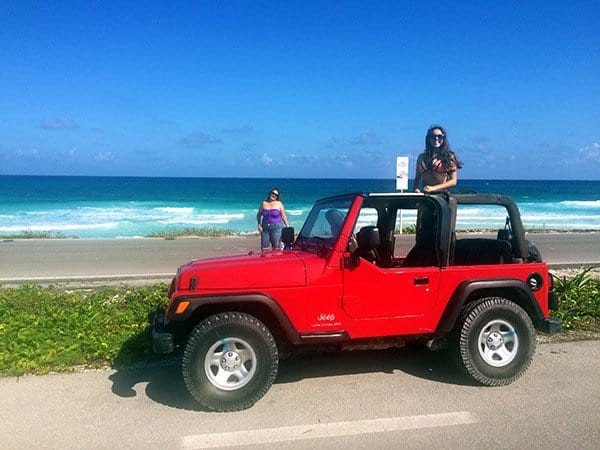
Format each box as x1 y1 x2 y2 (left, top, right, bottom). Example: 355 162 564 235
281 227 295 248
343 251 359 269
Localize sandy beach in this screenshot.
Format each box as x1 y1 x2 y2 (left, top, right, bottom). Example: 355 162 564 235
1 232 599 287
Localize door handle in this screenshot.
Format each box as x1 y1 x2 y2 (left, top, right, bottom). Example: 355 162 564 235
414 277 429 286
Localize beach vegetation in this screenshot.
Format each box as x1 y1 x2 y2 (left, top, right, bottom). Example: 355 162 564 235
394 225 417 234
145 227 255 238
525 228 549 233
0 284 168 376
552 267 600 330
0 268 598 377
0 230 79 239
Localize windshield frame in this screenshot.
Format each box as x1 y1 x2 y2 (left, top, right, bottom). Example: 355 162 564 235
296 193 361 257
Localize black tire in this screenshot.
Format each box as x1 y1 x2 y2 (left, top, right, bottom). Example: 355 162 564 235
182 312 278 411
457 297 536 386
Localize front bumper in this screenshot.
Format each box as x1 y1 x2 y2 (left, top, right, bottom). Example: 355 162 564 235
537 316 562 334
548 290 558 311
149 308 174 354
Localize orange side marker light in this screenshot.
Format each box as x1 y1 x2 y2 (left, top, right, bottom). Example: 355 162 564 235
175 301 190 314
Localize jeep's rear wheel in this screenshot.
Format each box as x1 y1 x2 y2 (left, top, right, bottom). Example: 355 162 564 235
182 312 278 411
458 297 535 386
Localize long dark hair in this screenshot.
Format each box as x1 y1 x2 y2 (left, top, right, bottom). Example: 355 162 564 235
424 124 463 170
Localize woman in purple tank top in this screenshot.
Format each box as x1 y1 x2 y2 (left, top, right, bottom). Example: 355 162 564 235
256 187 289 251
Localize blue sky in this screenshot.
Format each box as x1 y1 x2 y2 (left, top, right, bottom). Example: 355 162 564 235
1 1 599 179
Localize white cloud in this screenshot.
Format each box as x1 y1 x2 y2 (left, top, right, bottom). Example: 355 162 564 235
15 149 39 158
42 118 79 130
180 132 221 148
260 153 273 165
331 154 353 168
325 137 341 149
348 130 382 146
579 142 600 162
94 152 114 161
286 152 319 165
222 125 254 136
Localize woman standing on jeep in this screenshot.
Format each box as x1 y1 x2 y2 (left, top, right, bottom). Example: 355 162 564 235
413 125 463 193
257 187 289 251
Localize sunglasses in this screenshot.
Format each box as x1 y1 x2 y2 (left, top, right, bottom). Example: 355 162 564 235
431 134 445 141
270 191 279 197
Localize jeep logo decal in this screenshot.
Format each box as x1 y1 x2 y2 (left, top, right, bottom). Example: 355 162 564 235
317 313 336 322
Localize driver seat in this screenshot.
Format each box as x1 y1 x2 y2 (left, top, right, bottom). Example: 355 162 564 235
403 207 437 267
355 226 380 265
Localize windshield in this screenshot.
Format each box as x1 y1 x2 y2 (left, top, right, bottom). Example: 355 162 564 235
296 195 355 254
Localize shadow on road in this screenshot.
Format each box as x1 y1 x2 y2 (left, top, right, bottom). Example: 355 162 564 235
108 343 476 411
276 345 475 387
109 360 207 411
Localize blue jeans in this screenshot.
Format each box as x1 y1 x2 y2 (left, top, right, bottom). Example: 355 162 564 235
261 222 284 250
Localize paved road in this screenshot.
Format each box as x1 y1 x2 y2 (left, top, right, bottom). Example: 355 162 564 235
1 340 598 449
0 236 260 286
1 233 599 286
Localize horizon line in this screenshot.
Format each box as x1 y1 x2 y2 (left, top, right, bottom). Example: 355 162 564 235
2 174 600 182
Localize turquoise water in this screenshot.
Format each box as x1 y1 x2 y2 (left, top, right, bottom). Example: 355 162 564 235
1 176 599 237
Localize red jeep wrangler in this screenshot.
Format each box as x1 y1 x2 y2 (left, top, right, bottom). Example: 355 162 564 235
150 192 561 411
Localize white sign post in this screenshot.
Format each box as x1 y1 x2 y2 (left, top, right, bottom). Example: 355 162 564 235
396 156 409 191
396 156 409 234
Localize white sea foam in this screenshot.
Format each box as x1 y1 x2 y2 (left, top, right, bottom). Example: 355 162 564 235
160 219 231 226
159 213 245 226
2 183 599 238
523 213 600 221
559 200 600 208
154 207 195 214
456 207 501 217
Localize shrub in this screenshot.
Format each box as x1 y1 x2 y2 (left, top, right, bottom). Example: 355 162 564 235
0 284 168 376
145 227 246 238
552 267 600 330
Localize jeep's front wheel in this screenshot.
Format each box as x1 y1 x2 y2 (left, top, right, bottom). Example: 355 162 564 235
457 297 536 386
182 312 278 411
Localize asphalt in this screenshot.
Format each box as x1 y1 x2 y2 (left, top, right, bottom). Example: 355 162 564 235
0 233 599 287
1 340 598 448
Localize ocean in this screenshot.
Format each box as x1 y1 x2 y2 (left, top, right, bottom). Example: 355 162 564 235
1 176 599 238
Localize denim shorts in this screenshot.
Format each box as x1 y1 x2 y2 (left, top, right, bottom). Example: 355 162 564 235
261 221 284 250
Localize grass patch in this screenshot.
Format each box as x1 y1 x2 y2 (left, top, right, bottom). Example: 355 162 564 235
0 230 79 239
394 225 417 234
552 267 600 330
145 227 252 238
0 284 168 376
0 268 598 377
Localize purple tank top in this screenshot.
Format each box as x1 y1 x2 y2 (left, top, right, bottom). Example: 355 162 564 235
261 209 282 225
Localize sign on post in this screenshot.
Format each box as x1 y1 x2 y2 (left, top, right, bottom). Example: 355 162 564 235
396 156 409 234
396 156 409 191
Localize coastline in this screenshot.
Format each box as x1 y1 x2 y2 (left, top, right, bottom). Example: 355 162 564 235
2 177 599 238
2 227 598 243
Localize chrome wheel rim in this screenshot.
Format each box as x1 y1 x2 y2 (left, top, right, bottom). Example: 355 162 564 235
204 337 257 391
477 319 519 367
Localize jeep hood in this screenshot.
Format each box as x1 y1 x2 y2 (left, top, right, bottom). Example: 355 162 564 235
176 251 312 290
